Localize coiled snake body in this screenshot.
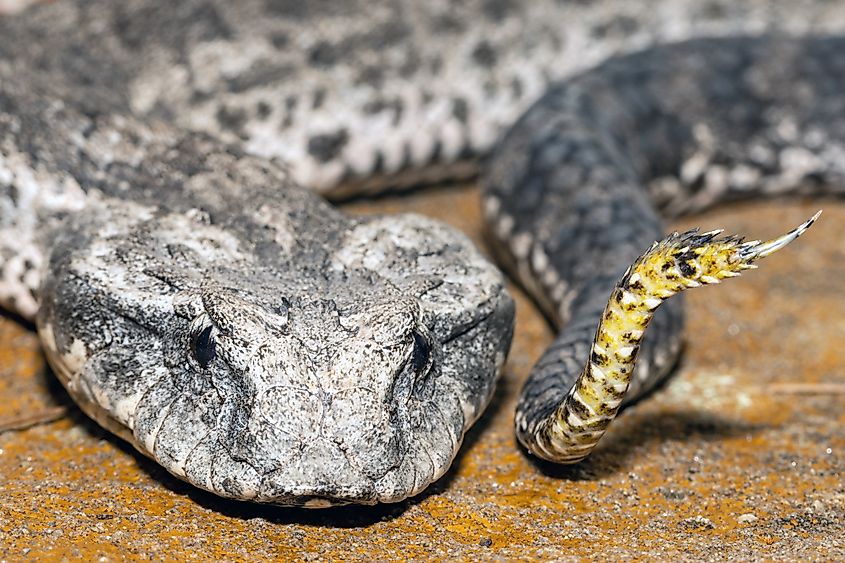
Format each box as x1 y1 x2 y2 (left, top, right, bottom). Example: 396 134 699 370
1 0 843 506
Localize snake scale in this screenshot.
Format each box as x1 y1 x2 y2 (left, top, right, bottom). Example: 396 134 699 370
1 0 844 507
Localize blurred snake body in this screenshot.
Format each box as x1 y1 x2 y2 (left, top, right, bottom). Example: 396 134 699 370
0 0 843 505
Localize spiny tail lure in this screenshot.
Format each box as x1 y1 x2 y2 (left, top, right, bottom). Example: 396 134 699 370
524 213 821 463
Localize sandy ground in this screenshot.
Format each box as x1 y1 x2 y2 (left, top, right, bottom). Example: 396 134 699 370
1 184 843 560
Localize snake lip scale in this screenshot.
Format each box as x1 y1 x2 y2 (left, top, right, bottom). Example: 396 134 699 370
1 0 843 506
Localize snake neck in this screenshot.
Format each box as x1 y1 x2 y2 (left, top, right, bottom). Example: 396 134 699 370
527 215 819 463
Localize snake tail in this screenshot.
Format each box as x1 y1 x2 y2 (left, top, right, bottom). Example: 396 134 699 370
521 212 820 463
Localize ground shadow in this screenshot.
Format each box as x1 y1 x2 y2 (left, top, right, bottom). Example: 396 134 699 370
526 405 766 482
0 308 36 331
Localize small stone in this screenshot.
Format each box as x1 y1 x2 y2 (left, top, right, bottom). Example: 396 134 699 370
680 515 715 531
479 537 492 547
737 513 757 524
811 500 825 513
661 488 688 501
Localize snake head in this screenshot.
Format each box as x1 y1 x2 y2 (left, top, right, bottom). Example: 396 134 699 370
37 202 514 506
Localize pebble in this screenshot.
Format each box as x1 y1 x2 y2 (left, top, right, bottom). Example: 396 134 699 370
680 515 715 530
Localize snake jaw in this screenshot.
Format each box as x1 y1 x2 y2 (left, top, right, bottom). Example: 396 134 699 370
525 213 821 464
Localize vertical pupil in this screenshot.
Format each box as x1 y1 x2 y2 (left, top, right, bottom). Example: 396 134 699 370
192 325 216 368
411 330 430 373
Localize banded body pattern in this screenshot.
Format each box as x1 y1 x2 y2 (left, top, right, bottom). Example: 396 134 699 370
523 219 818 462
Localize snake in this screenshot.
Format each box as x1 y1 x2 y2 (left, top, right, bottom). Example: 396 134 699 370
1 0 843 508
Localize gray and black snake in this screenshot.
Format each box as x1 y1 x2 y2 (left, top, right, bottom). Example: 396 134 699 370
1 0 844 506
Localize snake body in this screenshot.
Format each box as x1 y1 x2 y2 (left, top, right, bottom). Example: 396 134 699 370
0 0 843 506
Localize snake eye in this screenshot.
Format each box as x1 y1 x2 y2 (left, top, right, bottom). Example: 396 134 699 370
410 329 431 374
191 324 216 368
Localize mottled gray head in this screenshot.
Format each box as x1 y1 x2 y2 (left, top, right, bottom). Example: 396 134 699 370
37 198 513 506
